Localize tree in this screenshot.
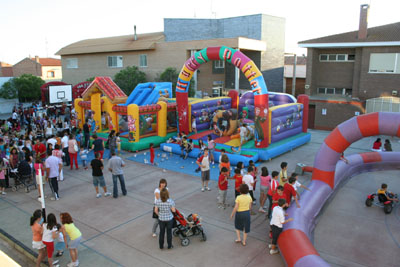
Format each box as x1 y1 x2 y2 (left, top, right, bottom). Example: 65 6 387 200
114 66 147 95
158 67 196 98
0 74 44 102
86 77 96 82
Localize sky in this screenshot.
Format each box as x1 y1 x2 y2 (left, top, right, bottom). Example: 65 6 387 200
1 0 400 64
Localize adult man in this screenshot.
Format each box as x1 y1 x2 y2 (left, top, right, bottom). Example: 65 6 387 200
107 151 127 198
33 138 46 161
196 148 210 192
45 150 63 200
83 120 90 149
61 131 70 166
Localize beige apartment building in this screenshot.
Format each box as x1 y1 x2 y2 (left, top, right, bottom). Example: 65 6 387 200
57 14 286 95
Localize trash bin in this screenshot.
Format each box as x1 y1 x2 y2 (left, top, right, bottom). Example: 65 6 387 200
295 163 306 175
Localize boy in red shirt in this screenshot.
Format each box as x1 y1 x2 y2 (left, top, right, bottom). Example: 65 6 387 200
271 185 287 210
283 177 300 208
149 143 155 165
218 167 229 209
231 168 243 199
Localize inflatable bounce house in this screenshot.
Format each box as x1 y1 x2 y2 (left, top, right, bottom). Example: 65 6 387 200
74 78 177 151
160 46 311 166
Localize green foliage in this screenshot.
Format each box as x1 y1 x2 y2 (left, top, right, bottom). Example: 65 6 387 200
86 77 96 82
0 74 44 102
114 66 147 95
158 67 196 98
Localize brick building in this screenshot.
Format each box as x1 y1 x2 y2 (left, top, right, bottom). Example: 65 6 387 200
299 4 400 130
57 14 285 95
12 56 62 82
0 62 13 77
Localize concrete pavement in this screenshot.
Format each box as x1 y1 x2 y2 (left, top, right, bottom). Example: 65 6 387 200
0 129 399 267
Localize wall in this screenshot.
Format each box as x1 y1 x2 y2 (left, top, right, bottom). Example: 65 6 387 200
285 77 306 96
13 58 42 77
0 98 19 114
41 66 62 81
310 100 364 130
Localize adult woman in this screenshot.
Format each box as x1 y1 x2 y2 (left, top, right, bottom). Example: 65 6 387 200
45 122 53 138
9 147 19 169
154 188 176 249
68 134 79 170
230 184 252 246
152 179 167 237
30 209 46 267
91 134 104 160
60 212 82 267
107 130 117 158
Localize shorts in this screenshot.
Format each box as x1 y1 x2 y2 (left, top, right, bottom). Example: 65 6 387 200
260 186 269 195
68 235 82 249
42 241 54 258
0 179 6 188
55 241 65 251
234 210 251 233
32 240 46 250
271 224 283 245
201 170 210 181
93 176 106 187
35 174 45 185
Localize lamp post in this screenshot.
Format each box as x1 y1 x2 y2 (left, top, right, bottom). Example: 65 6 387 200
291 54 297 97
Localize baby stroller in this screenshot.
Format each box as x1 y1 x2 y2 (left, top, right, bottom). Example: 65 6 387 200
5 159 36 193
172 209 206 246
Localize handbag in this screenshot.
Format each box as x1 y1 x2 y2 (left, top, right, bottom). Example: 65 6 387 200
152 206 158 219
74 142 79 152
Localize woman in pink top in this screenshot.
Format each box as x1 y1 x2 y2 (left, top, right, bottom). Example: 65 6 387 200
31 209 46 267
68 134 78 170
259 167 271 213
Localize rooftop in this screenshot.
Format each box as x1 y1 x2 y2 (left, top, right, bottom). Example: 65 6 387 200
30 57 61 66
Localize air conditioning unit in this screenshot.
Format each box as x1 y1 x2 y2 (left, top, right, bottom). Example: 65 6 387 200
392 90 398 96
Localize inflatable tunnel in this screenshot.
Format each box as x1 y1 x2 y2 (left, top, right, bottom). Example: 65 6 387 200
279 112 400 267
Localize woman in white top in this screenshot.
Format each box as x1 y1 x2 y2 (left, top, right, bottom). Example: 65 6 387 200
42 213 60 267
45 122 53 138
152 178 167 237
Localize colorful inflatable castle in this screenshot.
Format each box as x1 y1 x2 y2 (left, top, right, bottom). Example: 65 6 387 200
74 78 177 151
161 46 311 166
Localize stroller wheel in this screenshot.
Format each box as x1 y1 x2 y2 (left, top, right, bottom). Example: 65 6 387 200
12 186 17 192
181 238 190 246
201 232 207 242
25 188 30 193
173 229 179 237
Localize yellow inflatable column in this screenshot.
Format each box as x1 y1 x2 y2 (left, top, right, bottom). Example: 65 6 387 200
74 98 84 129
127 104 140 143
91 93 101 132
157 101 167 137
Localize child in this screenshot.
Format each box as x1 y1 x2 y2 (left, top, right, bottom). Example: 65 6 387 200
269 198 293 255
149 143 155 165
237 161 245 176
195 139 206 173
378 183 399 202
242 166 256 208
249 160 258 192
42 213 60 267
339 152 349 164
290 173 311 199
218 149 226 164
207 135 215 164
34 156 46 200
219 154 230 175
75 129 81 149
191 117 197 134
116 132 121 155
372 138 382 151
384 139 392 151
259 167 271 213
279 162 288 185
231 168 243 199
283 177 300 208
55 223 65 257
218 167 229 209
79 146 89 170
267 171 280 219
180 136 188 158
231 146 241 154
0 158 6 195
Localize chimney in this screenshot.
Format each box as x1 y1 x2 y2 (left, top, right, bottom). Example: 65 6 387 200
358 4 369 39
134 25 137 41
34 55 40 63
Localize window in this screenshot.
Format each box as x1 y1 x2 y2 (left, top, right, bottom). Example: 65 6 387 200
66 58 78 69
214 60 225 69
317 87 352 97
108 56 123 68
47 71 55 78
369 53 400 73
317 88 326 94
322 108 327 115
319 54 354 62
326 88 335 94
139 54 147 67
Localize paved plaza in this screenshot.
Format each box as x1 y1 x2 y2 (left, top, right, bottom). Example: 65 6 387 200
0 129 399 267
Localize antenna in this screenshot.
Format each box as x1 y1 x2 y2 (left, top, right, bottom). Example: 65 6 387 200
45 37 49 57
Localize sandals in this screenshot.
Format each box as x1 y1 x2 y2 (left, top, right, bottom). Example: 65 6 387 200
241 242 246 246
235 240 241 243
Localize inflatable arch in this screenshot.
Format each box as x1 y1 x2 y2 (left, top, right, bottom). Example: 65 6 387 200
279 112 400 267
176 46 270 148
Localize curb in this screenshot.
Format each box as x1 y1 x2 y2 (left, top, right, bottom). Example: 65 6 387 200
0 228 48 267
